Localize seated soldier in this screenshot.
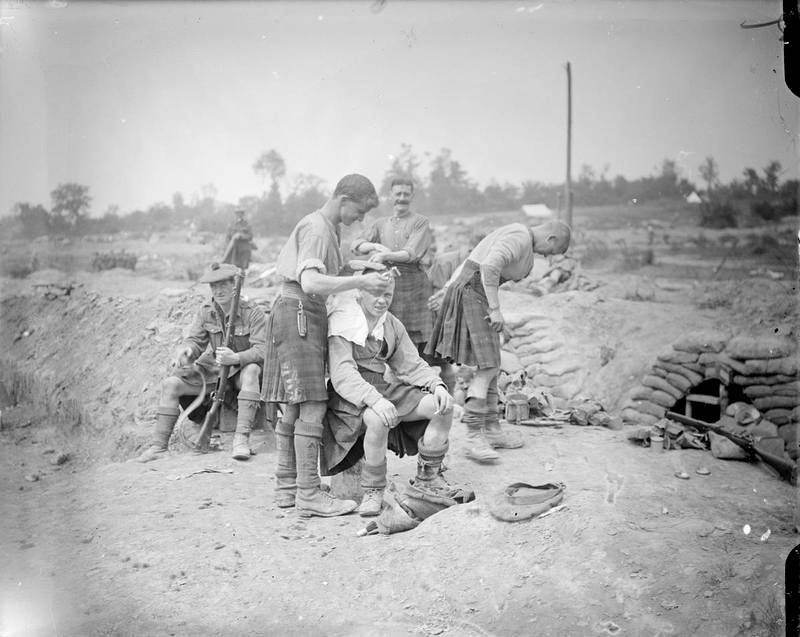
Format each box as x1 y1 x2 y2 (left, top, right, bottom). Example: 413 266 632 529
135 262 266 462
320 276 456 517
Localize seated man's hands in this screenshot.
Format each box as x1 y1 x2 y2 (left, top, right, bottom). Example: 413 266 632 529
432 385 453 415
372 398 399 429
215 346 240 367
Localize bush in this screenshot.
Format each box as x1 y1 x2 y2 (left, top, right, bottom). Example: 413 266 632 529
699 200 737 228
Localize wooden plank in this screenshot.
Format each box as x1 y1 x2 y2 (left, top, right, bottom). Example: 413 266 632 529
687 394 721 405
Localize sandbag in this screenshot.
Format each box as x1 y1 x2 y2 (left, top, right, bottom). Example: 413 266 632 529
652 361 704 386
792 406 800 422
709 431 748 460
656 348 699 365
765 409 792 426
750 419 779 439
778 423 797 445
624 399 667 419
732 373 798 386
664 372 692 393
744 385 781 399
726 335 796 360
515 338 562 357
672 330 729 354
744 357 799 377
697 352 747 375
632 387 678 409
753 395 799 411
744 382 800 399
500 349 524 374
641 374 684 400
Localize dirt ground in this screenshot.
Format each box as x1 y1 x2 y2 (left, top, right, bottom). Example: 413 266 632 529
0 208 797 636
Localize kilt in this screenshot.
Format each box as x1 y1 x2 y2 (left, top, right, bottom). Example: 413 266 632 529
260 283 329 404
425 260 501 369
321 368 429 476
388 262 433 346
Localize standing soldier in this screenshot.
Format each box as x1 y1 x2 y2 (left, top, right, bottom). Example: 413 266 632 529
135 262 266 462
223 208 255 271
262 174 392 518
351 178 435 358
426 221 571 463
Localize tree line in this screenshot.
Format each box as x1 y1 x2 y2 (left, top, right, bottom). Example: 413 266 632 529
3 146 797 239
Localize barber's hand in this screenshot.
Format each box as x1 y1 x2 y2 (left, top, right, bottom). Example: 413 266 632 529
372 398 399 428
488 308 505 333
432 385 453 415
360 271 392 295
427 289 445 312
368 252 387 264
215 346 240 366
173 346 194 368
369 243 390 254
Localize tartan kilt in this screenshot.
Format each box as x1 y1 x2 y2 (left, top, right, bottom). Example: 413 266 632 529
260 293 329 404
426 260 501 369
388 263 433 346
321 369 428 476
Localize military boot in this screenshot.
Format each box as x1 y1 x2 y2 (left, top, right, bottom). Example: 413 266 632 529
483 383 524 450
274 418 297 508
356 459 387 517
294 420 357 518
134 407 179 463
232 390 259 460
462 398 499 463
413 440 450 491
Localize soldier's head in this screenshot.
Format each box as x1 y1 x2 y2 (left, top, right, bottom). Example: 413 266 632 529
358 274 395 321
198 262 239 308
530 221 571 256
334 174 379 226
390 178 415 216
234 208 246 218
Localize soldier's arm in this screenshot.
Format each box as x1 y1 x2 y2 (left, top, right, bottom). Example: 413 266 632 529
328 336 385 408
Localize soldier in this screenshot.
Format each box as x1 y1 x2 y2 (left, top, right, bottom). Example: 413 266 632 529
262 174 392 518
135 262 266 462
426 220 571 463
321 276 456 517
223 208 255 270
351 178 434 358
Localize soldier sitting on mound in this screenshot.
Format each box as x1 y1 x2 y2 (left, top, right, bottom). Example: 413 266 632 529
135 262 266 463
320 275 462 518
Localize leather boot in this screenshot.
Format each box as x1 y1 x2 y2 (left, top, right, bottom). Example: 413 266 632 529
356 459 387 517
232 391 259 460
414 440 450 491
135 407 179 462
462 398 499 463
294 420 357 518
274 418 297 508
484 381 524 449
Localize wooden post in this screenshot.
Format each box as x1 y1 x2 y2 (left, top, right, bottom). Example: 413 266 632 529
564 61 573 229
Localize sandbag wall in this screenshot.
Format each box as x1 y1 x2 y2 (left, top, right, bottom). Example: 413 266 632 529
621 330 799 442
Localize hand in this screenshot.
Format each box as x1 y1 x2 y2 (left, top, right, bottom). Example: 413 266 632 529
488 308 505 333
432 385 453 415
368 252 386 264
359 271 392 295
427 289 445 312
370 243 390 254
215 346 240 366
372 398 399 428
173 346 194 368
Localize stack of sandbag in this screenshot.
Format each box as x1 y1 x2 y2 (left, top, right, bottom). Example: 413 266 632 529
621 329 731 426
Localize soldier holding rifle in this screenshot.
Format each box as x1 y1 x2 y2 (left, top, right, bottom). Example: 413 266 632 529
135 262 266 462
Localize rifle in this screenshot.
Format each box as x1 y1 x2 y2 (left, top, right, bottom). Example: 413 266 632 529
192 269 245 452
665 411 797 485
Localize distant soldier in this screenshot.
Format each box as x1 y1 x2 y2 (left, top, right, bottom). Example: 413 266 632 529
223 208 256 270
351 178 435 358
426 221 571 463
134 262 266 462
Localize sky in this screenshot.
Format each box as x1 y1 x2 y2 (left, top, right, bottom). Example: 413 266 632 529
0 0 797 216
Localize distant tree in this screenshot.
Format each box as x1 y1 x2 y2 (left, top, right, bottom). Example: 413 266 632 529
483 181 519 211
282 173 327 231
200 183 217 201
762 160 781 193
698 156 719 194
253 150 286 196
742 167 762 195
426 148 485 214
50 183 91 230
380 143 424 194
14 202 51 238
172 192 186 212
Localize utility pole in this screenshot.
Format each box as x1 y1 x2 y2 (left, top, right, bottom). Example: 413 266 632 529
564 61 573 228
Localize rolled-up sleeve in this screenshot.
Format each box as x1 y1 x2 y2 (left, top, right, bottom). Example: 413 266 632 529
328 336 384 408
294 225 328 280
402 216 433 262
386 317 443 390
351 221 379 252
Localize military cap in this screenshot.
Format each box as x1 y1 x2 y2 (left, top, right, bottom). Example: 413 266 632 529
198 262 239 283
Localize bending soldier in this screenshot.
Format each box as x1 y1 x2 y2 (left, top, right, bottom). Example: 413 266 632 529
223 208 255 270
426 221 571 463
322 276 456 517
135 262 266 462
262 174 392 518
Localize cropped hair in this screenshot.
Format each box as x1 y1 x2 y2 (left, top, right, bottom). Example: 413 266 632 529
390 177 415 191
333 174 379 208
